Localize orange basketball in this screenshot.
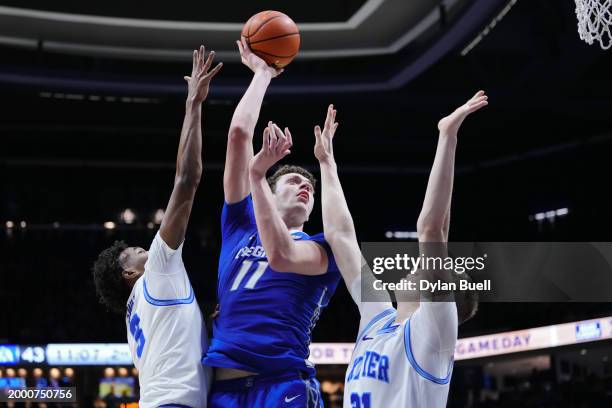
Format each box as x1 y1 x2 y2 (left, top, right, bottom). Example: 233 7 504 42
241 11 300 69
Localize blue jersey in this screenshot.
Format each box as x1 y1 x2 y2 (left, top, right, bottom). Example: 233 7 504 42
203 195 341 375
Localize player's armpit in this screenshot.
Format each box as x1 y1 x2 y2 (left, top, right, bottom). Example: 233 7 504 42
268 240 328 275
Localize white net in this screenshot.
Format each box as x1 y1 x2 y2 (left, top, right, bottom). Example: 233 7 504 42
575 0 612 49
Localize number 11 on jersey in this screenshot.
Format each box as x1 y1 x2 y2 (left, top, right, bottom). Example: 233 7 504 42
350 392 371 408
230 260 268 291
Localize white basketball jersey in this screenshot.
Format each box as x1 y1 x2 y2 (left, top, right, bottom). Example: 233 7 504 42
344 308 453 408
125 232 210 408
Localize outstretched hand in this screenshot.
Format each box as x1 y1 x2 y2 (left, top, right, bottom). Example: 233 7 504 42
237 38 284 78
249 122 293 179
438 90 488 136
314 104 339 164
184 45 223 104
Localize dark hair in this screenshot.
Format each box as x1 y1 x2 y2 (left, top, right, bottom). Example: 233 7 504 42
267 165 317 192
92 241 131 314
455 273 479 324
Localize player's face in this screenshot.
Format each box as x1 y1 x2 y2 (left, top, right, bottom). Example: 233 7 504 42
273 173 315 225
119 247 148 278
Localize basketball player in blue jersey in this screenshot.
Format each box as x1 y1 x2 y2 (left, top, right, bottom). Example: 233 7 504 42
203 39 341 408
92 46 221 408
313 94 486 407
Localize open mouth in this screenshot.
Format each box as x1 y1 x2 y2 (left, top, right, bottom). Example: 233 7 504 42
297 192 309 203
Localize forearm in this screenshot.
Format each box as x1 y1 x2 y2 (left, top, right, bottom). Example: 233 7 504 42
320 161 358 240
417 134 457 237
249 174 296 265
229 71 272 138
176 101 203 183
319 160 361 284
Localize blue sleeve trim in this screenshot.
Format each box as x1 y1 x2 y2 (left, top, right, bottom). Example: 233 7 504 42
158 404 194 408
356 307 396 345
403 318 453 385
143 279 195 306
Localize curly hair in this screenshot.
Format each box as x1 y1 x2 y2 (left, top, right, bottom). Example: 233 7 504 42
92 241 131 314
267 165 317 192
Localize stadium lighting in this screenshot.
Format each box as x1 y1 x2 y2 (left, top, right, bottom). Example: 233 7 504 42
580 349 587 355
6 221 14 228
121 208 136 224
461 0 519 56
154 209 165 224
531 208 569 222
385 231 418 240
20 221 27 228
147 222 155 229
104 221 116 230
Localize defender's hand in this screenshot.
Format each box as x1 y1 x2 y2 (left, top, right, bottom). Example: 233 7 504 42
314 104 339 164
438 90 488 136
237 38 283 78
249 122 293 179
184 45 223 104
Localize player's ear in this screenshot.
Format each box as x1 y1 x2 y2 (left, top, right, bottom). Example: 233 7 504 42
122 268 138 280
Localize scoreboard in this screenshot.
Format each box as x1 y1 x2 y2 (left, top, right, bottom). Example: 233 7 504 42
0 344 132 366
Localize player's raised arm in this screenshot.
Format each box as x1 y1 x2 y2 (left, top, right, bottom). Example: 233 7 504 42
415 90 487 244
248 122 328 275
314 105 392 315
224 39 283 204
397 91 487 363
159 46 222 249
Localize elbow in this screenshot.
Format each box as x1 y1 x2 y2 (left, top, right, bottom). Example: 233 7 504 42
176 168 202 189
267 249 293 272
416 217 445 242
228 124 251 142
268 254 289 272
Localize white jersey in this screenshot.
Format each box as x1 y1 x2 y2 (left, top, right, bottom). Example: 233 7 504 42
126 232 210 408
344 303 457 408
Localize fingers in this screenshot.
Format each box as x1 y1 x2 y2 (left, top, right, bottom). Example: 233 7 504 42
467 100 488 113
284 127 293 147
241 37 251 55
314 125 322 138
263 127 272 153
471 90 485 100
192 49 198 74
202 50 214 75
204 62 223 80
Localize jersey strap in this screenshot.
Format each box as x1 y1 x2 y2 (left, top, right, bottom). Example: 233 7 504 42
143 279 195 306
356 308 396 346
403 318 453 385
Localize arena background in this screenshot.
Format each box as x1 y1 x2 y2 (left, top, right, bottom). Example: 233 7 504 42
1 0 611 406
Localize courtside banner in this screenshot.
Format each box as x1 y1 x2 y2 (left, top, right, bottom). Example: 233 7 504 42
1 316 610 366
360 242 612 302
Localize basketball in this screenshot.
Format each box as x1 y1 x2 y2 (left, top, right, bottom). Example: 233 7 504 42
241 11 300 68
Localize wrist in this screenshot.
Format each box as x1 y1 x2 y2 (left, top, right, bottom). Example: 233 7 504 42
319 159 337 170
254 69 273 82
186 97 203 111
249 167 267 181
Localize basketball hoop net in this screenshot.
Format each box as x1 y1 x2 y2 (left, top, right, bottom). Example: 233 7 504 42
575 0 612 49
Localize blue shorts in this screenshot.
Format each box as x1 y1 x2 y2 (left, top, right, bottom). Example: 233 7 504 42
209 371 323 408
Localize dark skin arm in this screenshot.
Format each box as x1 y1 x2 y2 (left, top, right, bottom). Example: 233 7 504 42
159 46 222 249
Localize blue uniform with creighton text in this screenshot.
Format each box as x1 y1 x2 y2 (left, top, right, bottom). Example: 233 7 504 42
203 195 341 407
344 304 456 408
125 232 211 408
